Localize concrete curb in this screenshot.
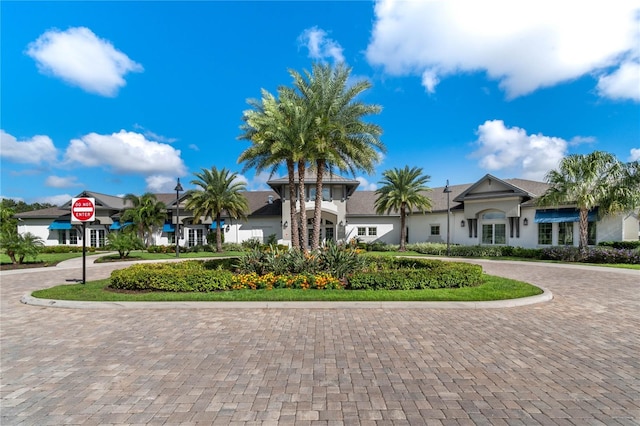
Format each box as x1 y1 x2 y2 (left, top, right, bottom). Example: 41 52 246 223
20 287 553 310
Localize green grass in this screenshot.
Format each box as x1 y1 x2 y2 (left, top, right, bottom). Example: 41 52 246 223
95 250 244 262
31 274 542 302
0 252 83 266
365 251 640 270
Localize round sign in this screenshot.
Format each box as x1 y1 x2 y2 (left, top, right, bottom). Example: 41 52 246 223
71 197 95 222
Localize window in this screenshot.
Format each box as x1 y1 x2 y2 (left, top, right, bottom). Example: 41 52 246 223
69 230 78 245
90 229 106 247
482 211 506 220
357 227 366 236
308 187 331 201
538 223 552 245
588 222 597 245
188 228 205 246
368 227 377 236
558 222 573 245
58 231 67 245
325 227 334 242
430 225 440 236
482 224 506 245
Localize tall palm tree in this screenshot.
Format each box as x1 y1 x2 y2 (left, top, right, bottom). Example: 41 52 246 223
121 193 166 247
186 167 249 252
538 151 640 250
238 88 312 250
289 62 384 250
375 166 433 251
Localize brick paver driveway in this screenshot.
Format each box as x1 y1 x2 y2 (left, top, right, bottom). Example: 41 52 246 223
1 259 639 425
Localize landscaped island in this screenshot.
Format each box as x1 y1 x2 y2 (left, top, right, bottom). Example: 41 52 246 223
32 245 544 302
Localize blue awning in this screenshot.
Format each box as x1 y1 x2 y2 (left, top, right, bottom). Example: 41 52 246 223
49 220 72 230
209 220 225 229
110 221 133 230
534 208 598 223
162 223 176 232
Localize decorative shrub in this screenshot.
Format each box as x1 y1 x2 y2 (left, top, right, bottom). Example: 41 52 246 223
348 260 482 290
231 272 342 291
41 246 97 254
598 241 640 250
110 261 233 292
541 246 640 264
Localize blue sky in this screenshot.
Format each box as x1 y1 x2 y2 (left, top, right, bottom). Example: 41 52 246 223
2 1 639 205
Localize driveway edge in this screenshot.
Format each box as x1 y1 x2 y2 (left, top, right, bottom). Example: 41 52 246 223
20 287 552 309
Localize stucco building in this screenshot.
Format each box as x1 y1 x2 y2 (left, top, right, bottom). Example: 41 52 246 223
14 173 639 249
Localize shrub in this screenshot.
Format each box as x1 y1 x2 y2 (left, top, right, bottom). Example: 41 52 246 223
107 232 144 259
40 246 97 254
222 242 243 252
540 246 640 264
348 260 482 290
110 261 233 292
241 238 262 250
598 241 640 250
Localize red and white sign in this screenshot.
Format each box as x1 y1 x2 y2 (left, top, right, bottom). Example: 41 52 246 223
71 197 96 223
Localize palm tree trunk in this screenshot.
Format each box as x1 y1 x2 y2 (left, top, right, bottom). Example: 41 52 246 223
215 212 223 252
312 159 325 251
399 204 407 251
287 160 299 249
578 208 589 253
297 160 308 253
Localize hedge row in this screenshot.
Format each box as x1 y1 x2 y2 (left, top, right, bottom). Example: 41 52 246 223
351 257 483 290
110 262 233 292
41 246 97 254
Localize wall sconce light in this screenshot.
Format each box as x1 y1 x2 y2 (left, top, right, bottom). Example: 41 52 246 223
339 220 344 227
225 225 230 232
523 218 528 226
282 221 288 229
461 220 465 228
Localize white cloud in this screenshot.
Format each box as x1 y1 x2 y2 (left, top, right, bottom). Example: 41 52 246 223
133 124 177 143
0 130 58 164
471 120 569 180
239 171 270 191
356 176 377 191
45 175 82 188
64 130 187 176
366 1 640 99
26 27 143 97
298 27 345 64
33 194 73 207
630 148 640 162
597 61 640 102
145 175 179 193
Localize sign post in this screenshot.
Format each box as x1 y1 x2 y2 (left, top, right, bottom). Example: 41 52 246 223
71 197 96 284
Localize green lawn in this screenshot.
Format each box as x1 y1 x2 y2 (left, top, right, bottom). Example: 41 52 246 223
0 252 83 267
95 250 245 262
31 274 542 302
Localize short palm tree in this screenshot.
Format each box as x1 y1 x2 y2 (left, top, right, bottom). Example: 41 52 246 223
375 166 433 251
186 167 249 252
538 151 640 250
289 62 384 250
121 193 166 247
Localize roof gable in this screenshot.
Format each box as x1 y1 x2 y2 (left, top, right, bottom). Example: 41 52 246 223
453 174 535 202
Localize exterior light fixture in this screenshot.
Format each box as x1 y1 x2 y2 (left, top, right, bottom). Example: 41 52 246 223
443 180 452 256
283 221 288 229
461 220 465 228
174 178 183 258
523 218 529 226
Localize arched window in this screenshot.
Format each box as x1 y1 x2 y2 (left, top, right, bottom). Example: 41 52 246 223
482 211 506 220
